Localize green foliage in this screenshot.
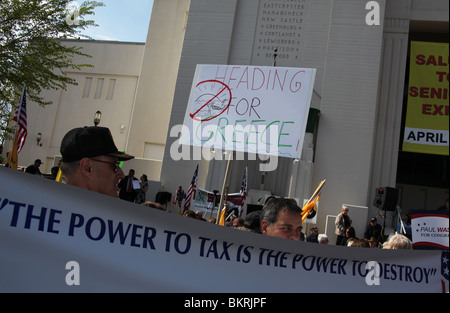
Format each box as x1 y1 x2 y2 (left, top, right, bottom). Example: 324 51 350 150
0 0 104 143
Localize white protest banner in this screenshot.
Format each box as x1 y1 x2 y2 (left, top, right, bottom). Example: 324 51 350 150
0 167 445 293
179 64 316 159
411 210 449 250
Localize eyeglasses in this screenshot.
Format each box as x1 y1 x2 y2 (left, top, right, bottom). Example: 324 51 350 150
90 158 120 173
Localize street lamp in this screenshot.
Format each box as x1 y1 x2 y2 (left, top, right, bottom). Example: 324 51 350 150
93 110 102 126
36 132 42 146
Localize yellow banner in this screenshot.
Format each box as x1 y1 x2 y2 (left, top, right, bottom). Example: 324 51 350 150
7 133 19 170
403 41 449 155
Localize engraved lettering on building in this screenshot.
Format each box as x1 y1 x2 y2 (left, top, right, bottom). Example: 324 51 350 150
252 0 308 65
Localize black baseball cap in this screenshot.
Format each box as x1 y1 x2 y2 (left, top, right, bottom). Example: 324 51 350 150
60 126 134 162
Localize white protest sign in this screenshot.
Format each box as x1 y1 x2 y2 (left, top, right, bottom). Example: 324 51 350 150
411 210 449 250
0 167 445 293
180 64 316 159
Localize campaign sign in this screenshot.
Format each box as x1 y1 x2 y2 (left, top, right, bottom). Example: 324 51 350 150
411 210 449 250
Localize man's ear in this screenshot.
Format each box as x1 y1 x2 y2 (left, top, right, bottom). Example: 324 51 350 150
260 220 269 235
79 158 92 176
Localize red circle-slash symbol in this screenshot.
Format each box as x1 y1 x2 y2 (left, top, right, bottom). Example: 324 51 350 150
189 80 232 122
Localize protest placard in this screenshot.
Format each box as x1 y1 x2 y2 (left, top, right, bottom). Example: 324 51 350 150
179 64 316 159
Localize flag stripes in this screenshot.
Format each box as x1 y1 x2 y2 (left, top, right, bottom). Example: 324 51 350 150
184 164 199 213
13 85 28 153
239 167 247 210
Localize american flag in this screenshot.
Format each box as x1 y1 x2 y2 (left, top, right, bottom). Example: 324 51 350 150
442 250 449 293
13 85 28 153
239 166 248 208
183 164 199 213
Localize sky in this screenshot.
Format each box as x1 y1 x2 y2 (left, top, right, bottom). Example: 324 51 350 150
81 0 154 43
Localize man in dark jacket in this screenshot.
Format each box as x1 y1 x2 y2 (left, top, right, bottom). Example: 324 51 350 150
25 159 43 176
118 169 139 202
364 217 383 243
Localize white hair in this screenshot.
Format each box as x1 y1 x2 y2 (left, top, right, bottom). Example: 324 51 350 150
382 233 412 250
318 234 328 244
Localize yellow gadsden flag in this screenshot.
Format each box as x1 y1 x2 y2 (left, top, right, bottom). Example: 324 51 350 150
301 180 326 223
55 168 63 182
7 134 19 170
218 208 226 226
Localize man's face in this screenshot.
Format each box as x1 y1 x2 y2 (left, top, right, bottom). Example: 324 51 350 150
261 210 303 240
89 156 125 197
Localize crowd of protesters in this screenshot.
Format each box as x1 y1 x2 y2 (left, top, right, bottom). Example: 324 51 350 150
181 196 416 250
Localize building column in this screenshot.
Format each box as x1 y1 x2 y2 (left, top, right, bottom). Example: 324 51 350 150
368 0 411 224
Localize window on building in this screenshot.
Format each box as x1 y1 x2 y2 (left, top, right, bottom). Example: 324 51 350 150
106 79 116 100
94 78 104 99
82 77 92 98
